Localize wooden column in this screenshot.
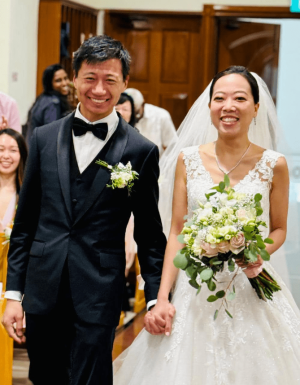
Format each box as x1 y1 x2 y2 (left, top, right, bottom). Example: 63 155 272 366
36 1 62 95
199 4 218 92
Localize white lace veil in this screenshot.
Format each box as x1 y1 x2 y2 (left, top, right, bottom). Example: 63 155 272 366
159 73 290 237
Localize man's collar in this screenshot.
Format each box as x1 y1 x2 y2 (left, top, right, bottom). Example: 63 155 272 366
75 103 119 131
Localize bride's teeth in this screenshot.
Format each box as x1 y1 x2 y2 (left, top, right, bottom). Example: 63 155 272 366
222 117 238 122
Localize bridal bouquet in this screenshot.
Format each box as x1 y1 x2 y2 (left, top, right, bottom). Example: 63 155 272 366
174 174 281 319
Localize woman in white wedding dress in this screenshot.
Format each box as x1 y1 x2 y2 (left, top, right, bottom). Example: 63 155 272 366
113 67 300 384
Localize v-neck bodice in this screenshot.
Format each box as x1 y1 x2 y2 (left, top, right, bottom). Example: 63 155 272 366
182 146 284 238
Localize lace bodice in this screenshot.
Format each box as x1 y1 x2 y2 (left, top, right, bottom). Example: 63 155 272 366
182 146 284 239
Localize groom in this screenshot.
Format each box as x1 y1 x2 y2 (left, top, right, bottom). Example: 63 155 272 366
2 35 166 384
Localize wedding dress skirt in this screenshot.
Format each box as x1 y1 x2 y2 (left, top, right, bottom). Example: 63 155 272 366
113 147 300 385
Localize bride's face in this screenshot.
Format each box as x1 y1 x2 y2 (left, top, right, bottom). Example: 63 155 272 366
209 74 259 138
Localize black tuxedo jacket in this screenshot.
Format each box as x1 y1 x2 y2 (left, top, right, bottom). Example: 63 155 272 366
6 112 166 326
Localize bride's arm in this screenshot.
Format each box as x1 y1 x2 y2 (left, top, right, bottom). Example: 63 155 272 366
242 156 289 278
144 153 187 335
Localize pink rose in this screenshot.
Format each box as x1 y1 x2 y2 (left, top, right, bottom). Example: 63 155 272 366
217 241 230 253
200 241 218 257
230 232 245 254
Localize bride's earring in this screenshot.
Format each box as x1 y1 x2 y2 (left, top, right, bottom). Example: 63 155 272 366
254 117 256 126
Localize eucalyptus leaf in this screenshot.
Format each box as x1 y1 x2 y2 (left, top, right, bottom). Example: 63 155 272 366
225 309 233 318
264 237 274 244
196 286 202 295
260 248 270 261
219 181 225 190
233 285 235 293
244 225 254 232
200 268 214 281
216 290 225 298
207 279 216 291
256 207 263 216
249 250 258 262
207 295 218 302
214 309 219 320
189 279 200 289
173 251 188 269
254 193 262 202
227 292 236 301
177 234 185 244
186 265 197 278
224 174 230 188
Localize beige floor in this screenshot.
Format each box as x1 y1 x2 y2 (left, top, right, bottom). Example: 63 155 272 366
13 348 31 385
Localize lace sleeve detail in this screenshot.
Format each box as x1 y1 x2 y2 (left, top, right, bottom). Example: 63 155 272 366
254 149 285 185
181 146 199 178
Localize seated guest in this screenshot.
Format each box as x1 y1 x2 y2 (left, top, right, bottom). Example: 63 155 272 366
0 128 27 385
116 92 136 128
126 88 178 156
0 92 22 133
25 64 72 145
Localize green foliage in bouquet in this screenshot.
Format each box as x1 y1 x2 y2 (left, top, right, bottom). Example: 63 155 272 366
174 174 281 320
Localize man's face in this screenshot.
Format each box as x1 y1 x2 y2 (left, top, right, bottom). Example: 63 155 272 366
73 59 128 122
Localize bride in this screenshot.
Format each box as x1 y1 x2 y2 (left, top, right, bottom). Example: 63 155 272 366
113 66 300 384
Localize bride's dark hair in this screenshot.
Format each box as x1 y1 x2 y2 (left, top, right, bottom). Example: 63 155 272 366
209 65 259 104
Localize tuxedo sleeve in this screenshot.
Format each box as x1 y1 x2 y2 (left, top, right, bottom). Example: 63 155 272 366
132 145 167 304
6 128 42 293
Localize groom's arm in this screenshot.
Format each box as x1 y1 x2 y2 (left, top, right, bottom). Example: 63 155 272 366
132 145 167 305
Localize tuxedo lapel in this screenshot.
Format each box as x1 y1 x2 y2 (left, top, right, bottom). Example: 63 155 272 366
57 112 74 221
73 118 129 226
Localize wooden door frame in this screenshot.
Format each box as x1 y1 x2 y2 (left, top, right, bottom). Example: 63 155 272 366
200 4 300 90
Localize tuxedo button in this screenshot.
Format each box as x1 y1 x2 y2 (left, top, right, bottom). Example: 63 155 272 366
72 199 77 204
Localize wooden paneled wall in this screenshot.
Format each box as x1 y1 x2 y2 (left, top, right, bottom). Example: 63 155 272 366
36 0 97 96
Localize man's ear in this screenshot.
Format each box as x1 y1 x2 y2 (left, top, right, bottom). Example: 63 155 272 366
124 75 130 89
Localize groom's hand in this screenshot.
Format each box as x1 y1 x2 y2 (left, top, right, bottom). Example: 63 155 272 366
144 300 175 336
2 299 26 344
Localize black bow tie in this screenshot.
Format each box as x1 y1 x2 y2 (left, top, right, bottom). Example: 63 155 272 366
73 117 108 140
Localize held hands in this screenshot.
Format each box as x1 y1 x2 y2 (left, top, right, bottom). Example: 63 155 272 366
0 115 8 130
236 254 264 278
2 299 26 344
144 299 176 336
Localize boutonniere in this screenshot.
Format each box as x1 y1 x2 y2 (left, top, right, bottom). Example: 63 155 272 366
95 159 139 193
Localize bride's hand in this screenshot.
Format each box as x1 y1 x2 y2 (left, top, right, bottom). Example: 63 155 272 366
236 255 264 278
144 299 176 336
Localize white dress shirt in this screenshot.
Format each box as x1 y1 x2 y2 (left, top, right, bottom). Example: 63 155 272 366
136 103 178 157
73 104 119 173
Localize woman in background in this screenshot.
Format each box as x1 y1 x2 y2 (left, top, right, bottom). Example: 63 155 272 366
116 92 136 128
25 64 72 145
0 128 27 385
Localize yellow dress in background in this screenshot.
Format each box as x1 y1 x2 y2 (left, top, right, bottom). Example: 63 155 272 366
0 234 13 385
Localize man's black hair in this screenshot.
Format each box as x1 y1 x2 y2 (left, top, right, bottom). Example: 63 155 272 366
72 35 131 81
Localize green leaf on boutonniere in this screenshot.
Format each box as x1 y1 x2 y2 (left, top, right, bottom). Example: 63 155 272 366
214 309 219 320
216 290 225 298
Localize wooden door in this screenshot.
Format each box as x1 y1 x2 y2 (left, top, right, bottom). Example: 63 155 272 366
105 12 202 129
217 20 280 101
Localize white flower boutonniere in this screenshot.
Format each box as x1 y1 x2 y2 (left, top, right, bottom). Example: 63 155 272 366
96 159 139 193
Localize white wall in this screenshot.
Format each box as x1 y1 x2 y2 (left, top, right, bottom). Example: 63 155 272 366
0 0 39 124
72 0 290 11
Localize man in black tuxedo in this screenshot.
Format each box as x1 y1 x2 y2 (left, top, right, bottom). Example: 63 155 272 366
2 35 166 384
